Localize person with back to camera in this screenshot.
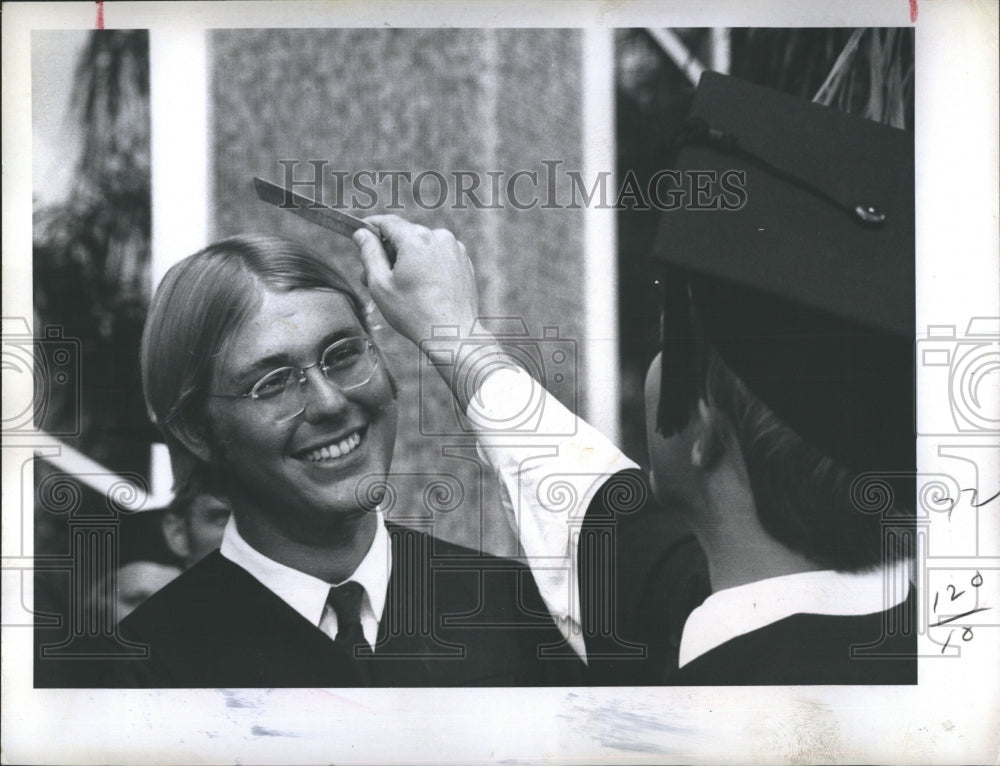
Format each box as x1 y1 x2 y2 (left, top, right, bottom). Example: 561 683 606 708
354 73 918 685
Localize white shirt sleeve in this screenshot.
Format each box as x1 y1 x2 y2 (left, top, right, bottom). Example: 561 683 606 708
465 366 640 662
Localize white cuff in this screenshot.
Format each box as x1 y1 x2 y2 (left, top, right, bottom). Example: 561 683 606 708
467 366 640 662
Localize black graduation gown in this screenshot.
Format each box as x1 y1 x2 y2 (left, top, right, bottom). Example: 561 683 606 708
578 471 916 686
55 524 584 687
576 470 711 684
668 592 918 685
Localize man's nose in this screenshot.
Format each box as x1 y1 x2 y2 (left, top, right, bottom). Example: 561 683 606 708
300 366 351 422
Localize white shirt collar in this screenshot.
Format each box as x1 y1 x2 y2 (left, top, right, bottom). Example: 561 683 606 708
677 560 912 668
219 512 390 649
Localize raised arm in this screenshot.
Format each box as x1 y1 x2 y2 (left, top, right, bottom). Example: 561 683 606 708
354 215 507 413
354 217 641 663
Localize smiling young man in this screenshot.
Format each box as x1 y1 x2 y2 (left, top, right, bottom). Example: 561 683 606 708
185 286 398 586
76 234 580 688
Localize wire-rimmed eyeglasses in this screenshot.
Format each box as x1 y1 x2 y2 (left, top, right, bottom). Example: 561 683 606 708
209 336 379 423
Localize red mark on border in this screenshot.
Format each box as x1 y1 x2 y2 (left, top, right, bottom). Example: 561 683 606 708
909 0 918 23
95 1 105 29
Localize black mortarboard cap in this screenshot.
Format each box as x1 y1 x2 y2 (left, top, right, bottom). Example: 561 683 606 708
651 72 914 487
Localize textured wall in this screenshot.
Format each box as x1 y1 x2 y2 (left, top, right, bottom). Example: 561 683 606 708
210 29 585 555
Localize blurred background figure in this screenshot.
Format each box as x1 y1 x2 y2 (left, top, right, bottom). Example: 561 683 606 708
34 477 228 687
83 492 231 624
90 508 182 622
108 492 232 621
161 491 232 569
116 559 181 621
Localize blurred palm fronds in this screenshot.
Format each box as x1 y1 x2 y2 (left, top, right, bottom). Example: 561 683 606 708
35 30 151 319
733 27 914 129
33 30 152 470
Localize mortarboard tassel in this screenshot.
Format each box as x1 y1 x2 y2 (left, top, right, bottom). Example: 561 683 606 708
656 264 701 436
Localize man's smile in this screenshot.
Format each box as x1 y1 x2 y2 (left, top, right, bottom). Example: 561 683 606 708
294 426 367 463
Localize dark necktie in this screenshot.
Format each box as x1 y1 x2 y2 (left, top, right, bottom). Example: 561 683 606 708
325 581 371 657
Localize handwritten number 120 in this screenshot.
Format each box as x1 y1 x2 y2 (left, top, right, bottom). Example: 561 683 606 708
934 570 987 654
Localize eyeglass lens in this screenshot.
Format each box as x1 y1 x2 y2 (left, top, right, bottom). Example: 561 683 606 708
250 338 376 421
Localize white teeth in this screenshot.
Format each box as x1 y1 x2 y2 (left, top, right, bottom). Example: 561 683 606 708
304 431 362 462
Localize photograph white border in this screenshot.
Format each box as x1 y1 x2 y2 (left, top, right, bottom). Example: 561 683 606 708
3 1 998 763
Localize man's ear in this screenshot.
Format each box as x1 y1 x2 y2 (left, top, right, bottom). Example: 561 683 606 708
161 511 191 560
690 399 728 470
170 418 213 464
